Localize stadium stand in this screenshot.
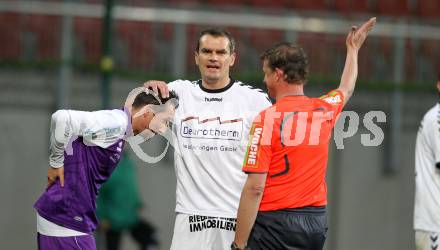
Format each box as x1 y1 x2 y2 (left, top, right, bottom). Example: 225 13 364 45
333 0 370 13
376 0 411 16
416 0 440 18
0 13 21 59
286 0 328 11
74 17 102 64
25 14 60 60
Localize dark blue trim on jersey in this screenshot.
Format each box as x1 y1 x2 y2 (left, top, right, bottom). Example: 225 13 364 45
197 78 235 93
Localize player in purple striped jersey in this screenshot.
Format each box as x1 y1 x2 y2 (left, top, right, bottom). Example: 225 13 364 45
34 89 178 250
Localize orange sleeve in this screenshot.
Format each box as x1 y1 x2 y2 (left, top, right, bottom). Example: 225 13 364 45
242 112 272 173
319 89 345 121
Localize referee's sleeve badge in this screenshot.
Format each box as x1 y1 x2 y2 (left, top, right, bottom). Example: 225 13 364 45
243 124 263 169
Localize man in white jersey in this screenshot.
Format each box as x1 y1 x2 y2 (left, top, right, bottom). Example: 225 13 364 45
414 77 440 250
144 28 272 249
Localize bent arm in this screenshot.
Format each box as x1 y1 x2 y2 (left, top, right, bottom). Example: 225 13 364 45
48 110 85 168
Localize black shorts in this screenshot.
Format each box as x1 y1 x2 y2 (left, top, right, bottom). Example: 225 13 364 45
247 206 327 250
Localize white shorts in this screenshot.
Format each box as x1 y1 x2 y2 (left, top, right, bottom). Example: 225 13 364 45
170 213 236 250
415 230 439 250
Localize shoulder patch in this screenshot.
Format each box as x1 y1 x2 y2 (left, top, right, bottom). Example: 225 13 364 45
322 95 342 104
243 124 264 168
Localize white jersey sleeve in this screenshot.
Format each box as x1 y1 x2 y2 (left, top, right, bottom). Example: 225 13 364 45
414 103 440 232
427 110 440 165
168 79 190 94
249 86 272 113
49 109 128 168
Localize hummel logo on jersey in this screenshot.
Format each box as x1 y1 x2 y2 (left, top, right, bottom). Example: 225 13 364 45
246 126 263 166
205 97 223 102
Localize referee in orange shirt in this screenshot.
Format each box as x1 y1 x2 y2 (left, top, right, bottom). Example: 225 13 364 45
231 18 376 250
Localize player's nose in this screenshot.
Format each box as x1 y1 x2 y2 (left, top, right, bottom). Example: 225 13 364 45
209 53 219 61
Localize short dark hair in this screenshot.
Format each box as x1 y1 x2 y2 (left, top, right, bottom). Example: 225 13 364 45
132 90 179 111
195 28 235 54
260 42 309 84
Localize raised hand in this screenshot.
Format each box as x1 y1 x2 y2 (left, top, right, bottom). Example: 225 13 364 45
346 17 376 51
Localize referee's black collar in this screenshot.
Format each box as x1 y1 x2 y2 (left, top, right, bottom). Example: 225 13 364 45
198 78 235 94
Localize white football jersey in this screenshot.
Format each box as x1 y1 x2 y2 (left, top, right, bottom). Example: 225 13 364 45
414 103 440 232
168 79 272 218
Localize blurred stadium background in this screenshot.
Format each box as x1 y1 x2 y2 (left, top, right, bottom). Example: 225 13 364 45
0 0 439 249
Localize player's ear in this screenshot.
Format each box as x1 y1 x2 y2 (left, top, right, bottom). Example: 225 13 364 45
146 106 156 117
229 52 236 67
195 51 199 66
143 110 150 118
275 68 284 81
137 105 151 119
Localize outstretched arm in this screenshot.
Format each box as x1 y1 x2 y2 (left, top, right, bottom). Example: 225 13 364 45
337 17 376 106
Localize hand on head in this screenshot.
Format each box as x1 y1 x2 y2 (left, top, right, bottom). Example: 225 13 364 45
143 80 169 98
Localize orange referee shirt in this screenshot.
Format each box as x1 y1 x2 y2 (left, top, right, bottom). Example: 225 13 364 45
242 90 344 211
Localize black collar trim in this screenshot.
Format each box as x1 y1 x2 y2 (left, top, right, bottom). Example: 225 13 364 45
198 78 235 93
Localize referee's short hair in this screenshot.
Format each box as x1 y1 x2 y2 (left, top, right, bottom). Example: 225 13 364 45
195 28 235 54
261 42 309 85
